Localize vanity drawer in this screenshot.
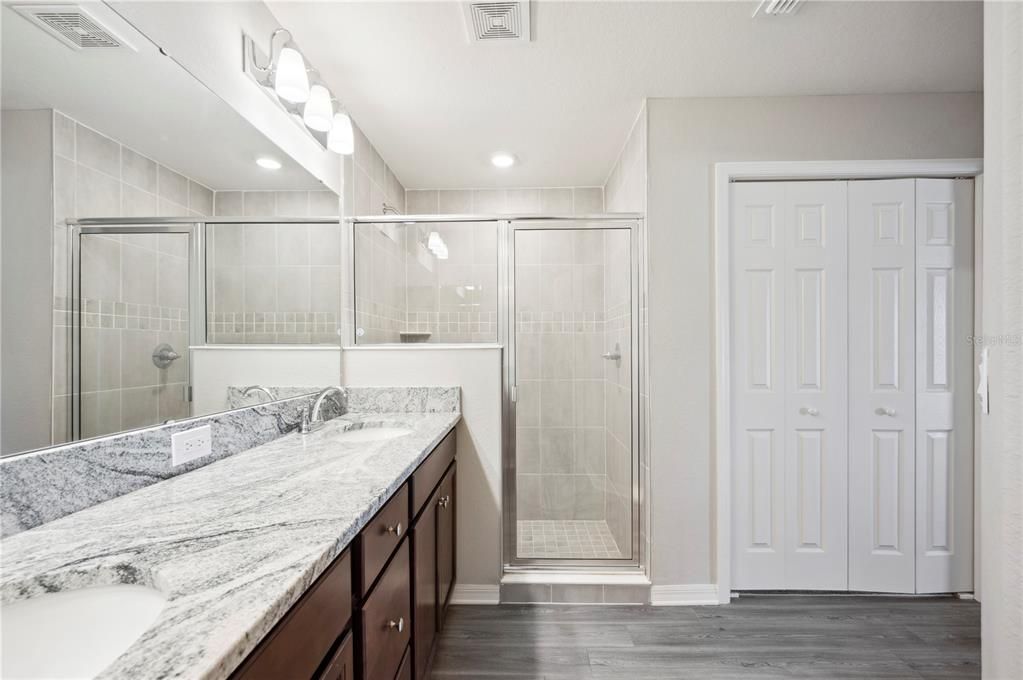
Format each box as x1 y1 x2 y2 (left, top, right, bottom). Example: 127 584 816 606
316 631 354 680
232 550 352 680
360 541 412 680
359 484 410 594
411 430 455 518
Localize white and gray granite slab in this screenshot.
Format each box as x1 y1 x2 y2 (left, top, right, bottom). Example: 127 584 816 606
0 394 342 538
343 386 460 413
0 410 460 680
225 386 321 410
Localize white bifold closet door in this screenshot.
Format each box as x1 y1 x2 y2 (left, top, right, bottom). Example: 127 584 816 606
731 181 850 590
732 177 973 594
848 178 974 593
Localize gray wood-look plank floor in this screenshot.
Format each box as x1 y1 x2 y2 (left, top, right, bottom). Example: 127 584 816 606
431 595 980 679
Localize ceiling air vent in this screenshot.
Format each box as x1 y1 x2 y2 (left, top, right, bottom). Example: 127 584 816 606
752 0 805 17
12 4 133 50
463 1 531 43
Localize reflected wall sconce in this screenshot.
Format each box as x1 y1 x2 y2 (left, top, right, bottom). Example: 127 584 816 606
244 28 353 156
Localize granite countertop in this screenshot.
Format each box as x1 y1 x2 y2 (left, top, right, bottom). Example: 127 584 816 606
0 411 460 680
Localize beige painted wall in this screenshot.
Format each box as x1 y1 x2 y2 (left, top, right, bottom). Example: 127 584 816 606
645 93 984 586
981 3 1022 676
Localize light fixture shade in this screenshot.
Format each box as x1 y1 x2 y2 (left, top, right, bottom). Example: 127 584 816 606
303 84 334 132
273 45 309 103
326 112 354 155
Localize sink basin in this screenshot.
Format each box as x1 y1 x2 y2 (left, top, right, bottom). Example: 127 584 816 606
1 584 166 679
334 427 413 442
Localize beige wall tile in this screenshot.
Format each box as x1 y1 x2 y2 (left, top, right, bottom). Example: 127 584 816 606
76 123 120 177
158 166 189 207
121 148 158 194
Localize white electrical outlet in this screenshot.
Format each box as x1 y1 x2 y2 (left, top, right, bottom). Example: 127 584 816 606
171 425 212 466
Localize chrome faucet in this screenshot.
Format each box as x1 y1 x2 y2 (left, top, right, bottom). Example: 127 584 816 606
242 385 277 403
301 386 346 434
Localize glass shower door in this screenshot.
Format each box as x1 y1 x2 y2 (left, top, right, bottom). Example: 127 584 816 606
75 227 196 439
510 222 637 563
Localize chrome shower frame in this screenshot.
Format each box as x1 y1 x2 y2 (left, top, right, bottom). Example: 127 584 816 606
64 216 342 443
346 213 645 574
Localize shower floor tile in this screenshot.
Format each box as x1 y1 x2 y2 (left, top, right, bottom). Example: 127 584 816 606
516 520 624 559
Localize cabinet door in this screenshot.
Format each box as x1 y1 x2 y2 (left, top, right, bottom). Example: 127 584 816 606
360 542 411 680
849 179 917 593
437 465 456 617
413 489 438 680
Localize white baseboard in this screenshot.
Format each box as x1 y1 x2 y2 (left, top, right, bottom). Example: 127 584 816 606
449 584 500 605
650 584 721 606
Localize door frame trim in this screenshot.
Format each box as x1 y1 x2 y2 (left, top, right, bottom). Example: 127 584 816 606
713 159 983 604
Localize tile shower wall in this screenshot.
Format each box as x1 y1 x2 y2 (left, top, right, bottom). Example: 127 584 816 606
207 190 341 344
515 229 610 526
603 105 647 560
352 187 603 345
51 111 214 443
348 122 408 343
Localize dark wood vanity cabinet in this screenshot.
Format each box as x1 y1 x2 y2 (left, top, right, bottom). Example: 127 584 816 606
410 432 457 680
230 428 455 680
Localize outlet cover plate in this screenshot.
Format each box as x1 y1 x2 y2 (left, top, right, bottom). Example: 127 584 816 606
171 425 212 467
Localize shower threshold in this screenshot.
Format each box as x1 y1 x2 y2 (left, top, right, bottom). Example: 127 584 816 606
516 520 623 560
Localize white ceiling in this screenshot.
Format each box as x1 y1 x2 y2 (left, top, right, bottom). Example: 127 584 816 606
2 2 323 191
268 0 982 189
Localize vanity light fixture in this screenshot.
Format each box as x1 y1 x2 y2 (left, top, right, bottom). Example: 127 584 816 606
491 152 516 168
303 82 334 132
245 28 354 155
327 111 355 155
273 42 310 103
256 157 282 170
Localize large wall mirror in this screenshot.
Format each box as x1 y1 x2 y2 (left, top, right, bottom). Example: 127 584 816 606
1 2 343 457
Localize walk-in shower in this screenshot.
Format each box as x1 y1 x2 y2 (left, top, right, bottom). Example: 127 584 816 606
64 217 342 443
350 215 643 570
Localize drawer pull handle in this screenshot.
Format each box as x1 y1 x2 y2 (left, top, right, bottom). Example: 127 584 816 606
876 407 897 417
386 522 403 536
438 495 451 508
388 617 405 633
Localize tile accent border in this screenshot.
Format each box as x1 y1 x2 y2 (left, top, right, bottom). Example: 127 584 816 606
0 394 339 538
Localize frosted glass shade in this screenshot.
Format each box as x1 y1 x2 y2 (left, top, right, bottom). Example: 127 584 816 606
327 112 354 155
303 84 334 132
273 46 309 103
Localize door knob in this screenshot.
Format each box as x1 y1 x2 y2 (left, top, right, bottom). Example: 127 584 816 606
875 407 897 417
799 407 820 416
438 495 451 508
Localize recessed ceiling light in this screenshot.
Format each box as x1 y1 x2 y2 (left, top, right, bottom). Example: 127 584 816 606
256 157 282 170
491 152 516 169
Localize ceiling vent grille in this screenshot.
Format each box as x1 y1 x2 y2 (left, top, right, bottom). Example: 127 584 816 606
463 1 530 43
752 0 805 18
11 4 132 50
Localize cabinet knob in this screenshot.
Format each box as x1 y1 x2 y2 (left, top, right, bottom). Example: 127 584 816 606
799 407 820 416
386 522 403 536
438 495 451 508
875 407 897 417
388 617 405 633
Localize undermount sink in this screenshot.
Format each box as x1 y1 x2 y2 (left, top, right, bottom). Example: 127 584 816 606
1 584 167 679
334 427 413 442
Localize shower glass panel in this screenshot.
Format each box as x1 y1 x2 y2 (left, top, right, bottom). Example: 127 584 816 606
512 224 635 562
78 232 191 438
353 221 498 344
205 222 342 344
